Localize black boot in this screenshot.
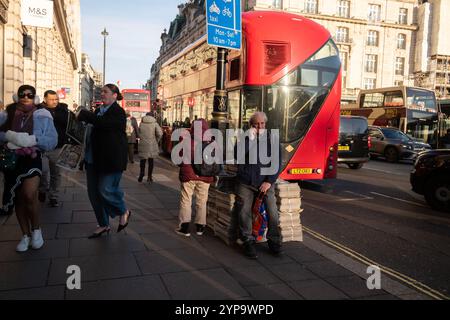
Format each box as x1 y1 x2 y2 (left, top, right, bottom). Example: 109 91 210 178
147 158 154 183
268 240 283 256
243 241 258 259
175 223 191 237
138 160 146 182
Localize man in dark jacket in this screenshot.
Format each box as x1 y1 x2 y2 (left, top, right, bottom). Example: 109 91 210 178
235 112 282 259
38 90 69 207
125 111 139 164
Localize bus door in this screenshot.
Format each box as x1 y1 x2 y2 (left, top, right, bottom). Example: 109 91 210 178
406 109 439 145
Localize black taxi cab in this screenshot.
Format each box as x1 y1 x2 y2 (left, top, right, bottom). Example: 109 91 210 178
338 116 370 169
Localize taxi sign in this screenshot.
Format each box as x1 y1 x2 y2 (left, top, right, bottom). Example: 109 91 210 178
206 0 242 50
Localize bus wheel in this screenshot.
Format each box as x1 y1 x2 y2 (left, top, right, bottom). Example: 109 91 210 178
347 163 363 170
424 176 450 213
384 147 399 163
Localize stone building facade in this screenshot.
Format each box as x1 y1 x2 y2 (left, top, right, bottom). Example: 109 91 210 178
158 35 218 125
0 0 81 105
147 0 208 105
414 0 450 99
248 0 418 102
79 53 101 108
150 0 450 114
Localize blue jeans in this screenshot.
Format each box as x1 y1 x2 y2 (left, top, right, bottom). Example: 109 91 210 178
236 182 281 245
85 164 127 228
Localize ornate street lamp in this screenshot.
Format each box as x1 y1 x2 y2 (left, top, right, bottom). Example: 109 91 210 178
101 28 109 85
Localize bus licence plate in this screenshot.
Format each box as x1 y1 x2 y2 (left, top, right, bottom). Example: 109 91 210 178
291 168 313 175
338 145 350 151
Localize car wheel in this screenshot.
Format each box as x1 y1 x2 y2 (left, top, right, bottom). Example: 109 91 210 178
424 176 450 213
384 147 399 163
347 163 363 170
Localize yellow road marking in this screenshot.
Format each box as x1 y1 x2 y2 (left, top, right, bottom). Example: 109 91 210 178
370 192 428 208
303 226 450 300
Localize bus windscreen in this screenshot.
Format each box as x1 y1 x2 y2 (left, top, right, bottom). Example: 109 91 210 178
124 93 149 101
406 88 437 113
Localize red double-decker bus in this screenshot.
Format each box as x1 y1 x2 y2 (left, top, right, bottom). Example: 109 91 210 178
230 11 341 180
121 89 151 122
160 11 341 180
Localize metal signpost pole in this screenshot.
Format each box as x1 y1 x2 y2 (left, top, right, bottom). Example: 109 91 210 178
206 0 242 133
211 47 229 130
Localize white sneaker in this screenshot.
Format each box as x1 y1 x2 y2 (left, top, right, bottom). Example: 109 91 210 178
16 236 31 252
31 229 44 250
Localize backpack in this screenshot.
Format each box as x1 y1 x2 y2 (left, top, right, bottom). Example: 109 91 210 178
126 118 133 137
192 141 221 177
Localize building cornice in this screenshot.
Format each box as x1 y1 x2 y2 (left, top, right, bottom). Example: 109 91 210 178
0 0 9 24
254 7 419 31
54 0 78 69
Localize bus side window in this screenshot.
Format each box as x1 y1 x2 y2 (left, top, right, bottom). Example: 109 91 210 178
229 58 241 82
384 91 404 107
363 93 384 108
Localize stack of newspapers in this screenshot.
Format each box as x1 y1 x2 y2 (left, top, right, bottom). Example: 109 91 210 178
207 187 236 245
275 182 303 242
206 188 218 230
207 181 303 245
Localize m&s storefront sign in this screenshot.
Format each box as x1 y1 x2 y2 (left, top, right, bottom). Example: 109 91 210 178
21 0 54 29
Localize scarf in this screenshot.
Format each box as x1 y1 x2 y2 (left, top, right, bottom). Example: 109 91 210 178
11 104 36 134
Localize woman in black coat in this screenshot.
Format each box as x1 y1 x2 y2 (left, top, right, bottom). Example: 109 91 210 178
77 84 131 238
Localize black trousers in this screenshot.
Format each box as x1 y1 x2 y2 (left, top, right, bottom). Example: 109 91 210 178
128 144 135 163
139 158 154 178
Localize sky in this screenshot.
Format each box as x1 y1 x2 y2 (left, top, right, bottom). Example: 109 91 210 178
80 0 184 89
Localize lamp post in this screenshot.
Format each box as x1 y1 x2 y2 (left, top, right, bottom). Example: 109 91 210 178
101 28 109 85
211 47 229 129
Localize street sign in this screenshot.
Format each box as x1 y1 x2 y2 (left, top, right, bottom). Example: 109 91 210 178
57 89 66 99
188 97 195 107
21 0 54 29
206 0 242 50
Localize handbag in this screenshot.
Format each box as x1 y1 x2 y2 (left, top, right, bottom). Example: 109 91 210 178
0 147 17 171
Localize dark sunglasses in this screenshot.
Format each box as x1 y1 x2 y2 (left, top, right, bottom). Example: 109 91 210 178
19 93 35 99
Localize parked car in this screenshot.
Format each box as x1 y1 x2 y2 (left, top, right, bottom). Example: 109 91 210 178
411 150 450 212
338 116 370 169
368 126 431 162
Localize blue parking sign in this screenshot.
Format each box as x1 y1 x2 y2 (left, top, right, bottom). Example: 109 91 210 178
206 0 242 50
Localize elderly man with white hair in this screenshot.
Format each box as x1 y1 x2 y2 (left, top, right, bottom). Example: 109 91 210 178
234 111 283 259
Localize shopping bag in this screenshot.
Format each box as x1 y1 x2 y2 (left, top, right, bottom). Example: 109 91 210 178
252 192 268 242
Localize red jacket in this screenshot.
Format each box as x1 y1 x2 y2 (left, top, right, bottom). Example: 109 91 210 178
179 119 214 184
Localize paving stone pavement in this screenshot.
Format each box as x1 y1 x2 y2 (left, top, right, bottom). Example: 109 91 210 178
0 159 405 300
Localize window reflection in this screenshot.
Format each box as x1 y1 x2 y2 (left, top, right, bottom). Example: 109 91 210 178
265 40 341 143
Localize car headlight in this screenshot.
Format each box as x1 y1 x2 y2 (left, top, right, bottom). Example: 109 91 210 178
402 144 413 150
